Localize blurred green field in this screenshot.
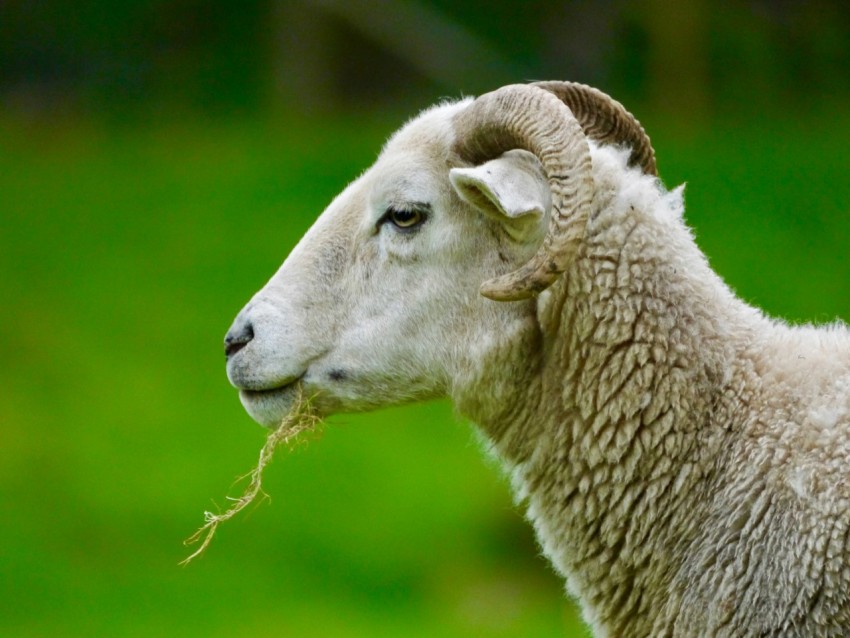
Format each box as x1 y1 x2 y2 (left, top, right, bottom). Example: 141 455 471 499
2 105 850 637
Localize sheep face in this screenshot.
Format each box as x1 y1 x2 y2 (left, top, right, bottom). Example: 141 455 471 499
225 102 551 427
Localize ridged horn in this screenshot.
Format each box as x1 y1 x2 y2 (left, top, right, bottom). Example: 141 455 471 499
533 81 657 176
452 84 594 301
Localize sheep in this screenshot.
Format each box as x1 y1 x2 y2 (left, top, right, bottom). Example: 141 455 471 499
223 81 850 637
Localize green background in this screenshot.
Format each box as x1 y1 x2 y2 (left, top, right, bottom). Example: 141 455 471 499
3 2 850 636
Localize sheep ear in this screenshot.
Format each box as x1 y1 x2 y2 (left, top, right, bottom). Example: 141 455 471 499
449 149 551 244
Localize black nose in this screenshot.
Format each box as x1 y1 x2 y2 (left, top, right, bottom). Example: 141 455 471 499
224 320 254 358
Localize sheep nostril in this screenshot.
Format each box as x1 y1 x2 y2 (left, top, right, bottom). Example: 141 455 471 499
224 321 254 358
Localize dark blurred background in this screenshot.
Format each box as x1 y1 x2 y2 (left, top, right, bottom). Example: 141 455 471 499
4 0 850 119
3 1 850 636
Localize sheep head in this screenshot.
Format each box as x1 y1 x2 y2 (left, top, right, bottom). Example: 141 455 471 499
224 83 654 426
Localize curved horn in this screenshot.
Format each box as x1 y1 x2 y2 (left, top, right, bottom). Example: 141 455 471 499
534 81 657 176
452 84 594 301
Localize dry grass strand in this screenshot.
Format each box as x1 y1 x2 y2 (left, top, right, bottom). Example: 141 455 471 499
180 387 321 565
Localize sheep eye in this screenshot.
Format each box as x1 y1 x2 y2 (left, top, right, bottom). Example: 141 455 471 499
386 207 425 230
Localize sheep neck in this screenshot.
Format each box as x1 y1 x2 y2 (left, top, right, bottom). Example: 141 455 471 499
454 176 752 634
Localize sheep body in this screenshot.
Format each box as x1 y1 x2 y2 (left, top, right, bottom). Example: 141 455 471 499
474 143 850 635
225 87 850 636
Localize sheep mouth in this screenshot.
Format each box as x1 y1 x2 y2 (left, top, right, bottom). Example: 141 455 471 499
240 376 303 400
240 382 296 398
236 371 305 396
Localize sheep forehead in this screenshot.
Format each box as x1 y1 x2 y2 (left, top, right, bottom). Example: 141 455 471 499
295 99 480 276
300 101 469 260
359 100 471 217
379 99 470 166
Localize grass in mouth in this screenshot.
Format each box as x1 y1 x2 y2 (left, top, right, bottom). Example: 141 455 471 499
181 387 321 565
